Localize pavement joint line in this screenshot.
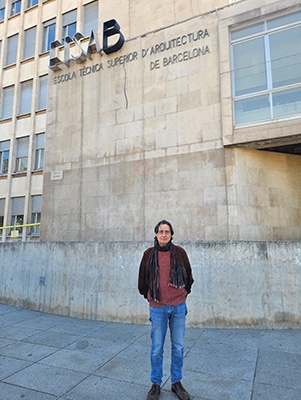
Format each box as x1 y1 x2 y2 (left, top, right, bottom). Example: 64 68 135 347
1 303 301 399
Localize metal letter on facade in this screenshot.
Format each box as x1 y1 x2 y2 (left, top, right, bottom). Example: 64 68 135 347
102 19 125 55
49 40 63 71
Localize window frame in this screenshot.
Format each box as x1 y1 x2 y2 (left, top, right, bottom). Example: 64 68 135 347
62 9 77 40
0 198 5 235
37 75 48 111
10 0 21 17
30 195 42 235
230 11 301 126
0 10 4 22
0 140 10 175
10 197 25 236
33 133 45 170
42 18 56 53
22 26 36 60
5 33 18 66
15 136 29 173
83 1 98 37
19 80 33 115
1 86 14 120
27 0 38 8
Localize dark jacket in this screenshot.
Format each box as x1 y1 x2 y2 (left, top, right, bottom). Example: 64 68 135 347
138 244 194 300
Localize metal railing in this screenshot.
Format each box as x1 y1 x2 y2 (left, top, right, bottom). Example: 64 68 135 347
0 222 41 240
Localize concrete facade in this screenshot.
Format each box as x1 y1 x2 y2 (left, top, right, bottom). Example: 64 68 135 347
0 0 300 242
41 0 301 242
0 241 300 328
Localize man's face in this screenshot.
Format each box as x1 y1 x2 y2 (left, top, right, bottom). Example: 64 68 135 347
156 224 172 247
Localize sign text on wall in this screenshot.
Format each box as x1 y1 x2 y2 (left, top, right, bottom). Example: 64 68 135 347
52 28 210 85
49 19 124 72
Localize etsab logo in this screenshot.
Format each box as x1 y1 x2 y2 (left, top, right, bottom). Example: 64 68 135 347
49 19 125 71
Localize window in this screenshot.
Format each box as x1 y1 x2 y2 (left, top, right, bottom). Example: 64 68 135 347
27 0 38 8
30 195 41 235
1 86 14 119
23 26 36 59
83 1 98 37
231 11 301 126
0 0 5 21
62 9 77 40
11 197 25 236
0 198 5 235
5 34 18 65
37 75 48 110
15 137 29 173
0 140 10 175
19 80 33 115
11 0 21 16
42 18 56 52
34 133 45 170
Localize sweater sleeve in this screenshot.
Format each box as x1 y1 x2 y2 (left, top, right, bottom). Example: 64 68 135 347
138 249 150 299
177 246 194 295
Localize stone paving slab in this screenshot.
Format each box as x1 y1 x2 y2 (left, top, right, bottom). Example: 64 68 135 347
1 302 301 400
0 382 56 400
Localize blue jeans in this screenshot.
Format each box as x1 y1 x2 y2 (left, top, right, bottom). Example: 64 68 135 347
149 302 187 385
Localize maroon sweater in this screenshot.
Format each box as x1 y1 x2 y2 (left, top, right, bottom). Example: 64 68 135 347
138 244 194 304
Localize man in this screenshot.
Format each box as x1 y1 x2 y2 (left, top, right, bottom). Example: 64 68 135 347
138 220 194 400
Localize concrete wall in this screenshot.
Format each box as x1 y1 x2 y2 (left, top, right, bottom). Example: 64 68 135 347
1 241 301 328
225 148 301 240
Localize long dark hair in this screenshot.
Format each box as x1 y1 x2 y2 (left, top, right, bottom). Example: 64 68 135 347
154 220 174 236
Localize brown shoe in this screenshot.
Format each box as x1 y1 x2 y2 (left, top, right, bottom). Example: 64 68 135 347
147 383 161 400
171 381 190 400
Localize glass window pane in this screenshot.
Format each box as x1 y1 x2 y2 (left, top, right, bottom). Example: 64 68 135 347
231 22 265 41
1 87 14 119
35 148 44 169
267 11 301 30
12 197 25 214
42 20 56 52
6 34 18 65
27 0 38 8
273 88 301 118
0 197 4 233
34 133 45 170
11 0 21 16
63 22 76 39
0 151 9 174
234 94 271 125
0 140 10 151
15 136 28 171
0 141 10 175
35 133 45 148
0 198 4 215
11 197 25 234
19 81 33 115
63 9 76 26
16 137 29 157
232 37 267 96
0 7 5 21
269 27 301 88
84 1 98 37
32 195 42 213
37 76 48 110
23 26 36 59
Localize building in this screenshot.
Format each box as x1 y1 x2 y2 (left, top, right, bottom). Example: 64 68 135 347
0 0 301 243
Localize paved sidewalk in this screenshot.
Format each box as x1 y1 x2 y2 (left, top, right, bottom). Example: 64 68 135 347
0 303 300 399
